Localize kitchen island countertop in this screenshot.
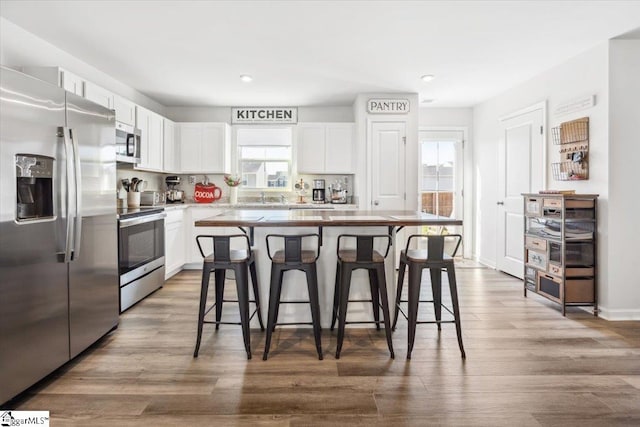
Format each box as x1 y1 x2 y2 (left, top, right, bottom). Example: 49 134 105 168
195 209 462 227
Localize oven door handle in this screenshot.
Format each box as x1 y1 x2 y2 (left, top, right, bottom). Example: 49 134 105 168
119 212 166 228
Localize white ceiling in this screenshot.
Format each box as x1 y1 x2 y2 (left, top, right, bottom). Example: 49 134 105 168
2 0 640 108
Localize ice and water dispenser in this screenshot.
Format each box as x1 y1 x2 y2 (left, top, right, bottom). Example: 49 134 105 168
15 154 54 221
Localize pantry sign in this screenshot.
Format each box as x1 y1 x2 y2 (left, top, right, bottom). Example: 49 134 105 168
367 98 410 114
232 107 298 124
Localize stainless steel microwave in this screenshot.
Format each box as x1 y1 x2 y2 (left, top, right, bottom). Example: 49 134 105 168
115 121 141 164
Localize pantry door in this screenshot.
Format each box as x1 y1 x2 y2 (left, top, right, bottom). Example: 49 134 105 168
370 121 406 210
496 103 545 278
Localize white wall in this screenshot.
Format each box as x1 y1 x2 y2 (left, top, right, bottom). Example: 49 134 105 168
0 17 166 115
473 43 612 311
607 39 640 319
419 108 473 129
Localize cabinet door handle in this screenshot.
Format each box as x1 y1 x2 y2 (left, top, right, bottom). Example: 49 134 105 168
497 201 504 205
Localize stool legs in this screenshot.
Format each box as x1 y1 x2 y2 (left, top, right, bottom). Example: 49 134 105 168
429 268 442 331
335 263 394 359
263 264 323 360
306 264 323 360
376 264 395 359
263 264 281 360
335 264 352 359
330 263 341 331
214 269 226 330
447 266 466 358
392 260 407 331
194 266 211 358
369 269 381 330
234 264 252 359
249 261 265 331
406 263 422 360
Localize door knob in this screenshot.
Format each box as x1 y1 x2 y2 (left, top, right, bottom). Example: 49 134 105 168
373 200 379 206
497 201 504 205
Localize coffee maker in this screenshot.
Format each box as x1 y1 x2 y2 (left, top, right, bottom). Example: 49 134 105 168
165 176 184 203
312 179 326 204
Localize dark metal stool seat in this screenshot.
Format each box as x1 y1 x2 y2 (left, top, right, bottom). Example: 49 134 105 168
331 234 394 359
193 234 265 360
263 234 323 360
392 234 465 360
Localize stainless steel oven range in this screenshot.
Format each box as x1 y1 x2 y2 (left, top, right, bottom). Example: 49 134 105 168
118 207 165 312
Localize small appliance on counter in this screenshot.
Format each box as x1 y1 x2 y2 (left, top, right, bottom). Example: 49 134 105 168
329 178 349 204
312 179 326 203
165 176 185 203
140 190 166 206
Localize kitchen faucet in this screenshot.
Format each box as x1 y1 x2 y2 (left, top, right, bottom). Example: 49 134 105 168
279 194 286 204
260 191 266 204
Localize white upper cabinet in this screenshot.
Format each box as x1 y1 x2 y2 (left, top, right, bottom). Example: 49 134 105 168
84 81 114 110
176 122 230 174
113 95 136 126
297 123 354 174
135 106 164 171
163 119 177 172
22 66 85 96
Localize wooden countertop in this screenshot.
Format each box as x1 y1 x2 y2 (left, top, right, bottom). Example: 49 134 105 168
195 209 462 227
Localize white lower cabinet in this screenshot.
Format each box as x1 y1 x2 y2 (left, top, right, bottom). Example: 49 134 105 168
164 209 186 279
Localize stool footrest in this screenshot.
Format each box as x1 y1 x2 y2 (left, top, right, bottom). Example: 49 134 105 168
203 308 260 325
275 321 314 326
278 300 311 304
345 320 383 325
346 299 376 303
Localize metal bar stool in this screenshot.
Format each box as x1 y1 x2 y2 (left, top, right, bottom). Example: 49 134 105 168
392 234 465 359
331 234 394 359
263 234 323 360
193 234 265 360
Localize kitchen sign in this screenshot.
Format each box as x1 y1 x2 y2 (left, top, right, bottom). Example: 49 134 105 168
367 98 410 114
232 107 298 124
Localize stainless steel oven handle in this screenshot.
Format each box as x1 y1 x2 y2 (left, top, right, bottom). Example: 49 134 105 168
119 212 166 228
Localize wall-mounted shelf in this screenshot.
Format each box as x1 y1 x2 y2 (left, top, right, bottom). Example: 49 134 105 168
551 117 589 181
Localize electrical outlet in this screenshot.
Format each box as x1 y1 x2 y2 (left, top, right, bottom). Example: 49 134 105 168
189 175 196 184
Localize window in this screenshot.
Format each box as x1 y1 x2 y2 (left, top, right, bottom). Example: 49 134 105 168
237 128 292 190
420 140 456 217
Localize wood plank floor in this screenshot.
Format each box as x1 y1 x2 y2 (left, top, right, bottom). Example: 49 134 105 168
7 267 640 426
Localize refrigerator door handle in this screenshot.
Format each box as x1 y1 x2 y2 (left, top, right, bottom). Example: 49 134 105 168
70 128 82 261
61 126 75 263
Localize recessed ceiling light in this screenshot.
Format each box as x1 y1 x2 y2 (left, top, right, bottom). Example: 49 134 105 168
240 74 253 83
421 99 435 104
420 74 435 82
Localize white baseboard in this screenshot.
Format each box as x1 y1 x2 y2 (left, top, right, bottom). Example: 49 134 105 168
596 306 640 321
478 257 496 269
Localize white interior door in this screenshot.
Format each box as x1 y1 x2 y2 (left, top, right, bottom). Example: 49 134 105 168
371 121 406 210
497 105 545 278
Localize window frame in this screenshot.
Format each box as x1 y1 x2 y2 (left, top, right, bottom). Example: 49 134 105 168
234 125 294 192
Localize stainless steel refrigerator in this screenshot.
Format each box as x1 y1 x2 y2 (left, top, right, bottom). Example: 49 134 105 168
0 66 119 404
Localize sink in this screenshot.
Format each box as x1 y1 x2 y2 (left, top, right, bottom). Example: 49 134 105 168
232 202 334 210
234 202 288 209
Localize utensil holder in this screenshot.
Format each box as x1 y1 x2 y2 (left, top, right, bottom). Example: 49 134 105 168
127 192 141 208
